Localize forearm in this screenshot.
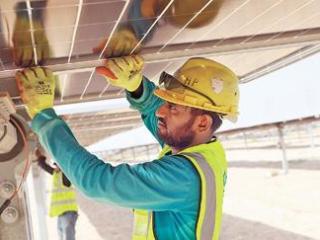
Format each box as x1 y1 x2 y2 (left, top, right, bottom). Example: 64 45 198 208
32 109 196 210
126 77 164 145
32 109 107 199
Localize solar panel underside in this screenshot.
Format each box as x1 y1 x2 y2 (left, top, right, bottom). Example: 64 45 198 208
0 0 319 145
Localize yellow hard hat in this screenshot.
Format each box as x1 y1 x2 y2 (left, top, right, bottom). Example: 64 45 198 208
154 58 240 121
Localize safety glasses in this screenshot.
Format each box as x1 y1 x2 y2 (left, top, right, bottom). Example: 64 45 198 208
158 71 216 106
159 71 183 90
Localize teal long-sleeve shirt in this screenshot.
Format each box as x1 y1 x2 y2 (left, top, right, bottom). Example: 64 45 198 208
32 78 200 239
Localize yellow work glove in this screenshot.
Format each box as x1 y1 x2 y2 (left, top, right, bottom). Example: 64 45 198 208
96 55 144 92
93 27 140 58
12 9 50 66
15 67 55 119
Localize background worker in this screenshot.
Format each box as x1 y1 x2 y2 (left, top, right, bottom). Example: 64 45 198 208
16 55 239 240
35 148 78 240
94 0 223 57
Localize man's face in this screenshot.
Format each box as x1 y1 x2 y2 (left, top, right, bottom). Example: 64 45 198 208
155 101 197 149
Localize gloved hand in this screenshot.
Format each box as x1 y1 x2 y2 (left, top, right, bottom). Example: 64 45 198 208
15 67 55 119
12 3 50 67
93 27 140 58
96 55 144 92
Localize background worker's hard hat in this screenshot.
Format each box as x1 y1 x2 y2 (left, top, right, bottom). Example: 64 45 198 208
154 58 240 122
164 0 223 28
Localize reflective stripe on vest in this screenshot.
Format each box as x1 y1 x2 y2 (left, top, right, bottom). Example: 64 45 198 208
132 210 153 240
132 141 227 240
182 152 217 239
49 171 78 217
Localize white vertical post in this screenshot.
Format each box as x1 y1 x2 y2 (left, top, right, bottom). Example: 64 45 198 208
242 132 248 150
308 122 315 160
277 123 288 174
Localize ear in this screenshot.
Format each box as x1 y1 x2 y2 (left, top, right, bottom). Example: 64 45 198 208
196 114 212 133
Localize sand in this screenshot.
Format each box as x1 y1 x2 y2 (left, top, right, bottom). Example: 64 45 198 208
45 164 320 240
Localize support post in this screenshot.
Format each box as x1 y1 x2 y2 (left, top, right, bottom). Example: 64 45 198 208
277 123 288 174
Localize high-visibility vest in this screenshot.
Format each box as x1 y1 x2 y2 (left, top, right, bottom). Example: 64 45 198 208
132 140 227 240
49 171 78 217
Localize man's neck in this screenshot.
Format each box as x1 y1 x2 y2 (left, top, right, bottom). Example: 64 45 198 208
171 143 197 154
171 137 213 154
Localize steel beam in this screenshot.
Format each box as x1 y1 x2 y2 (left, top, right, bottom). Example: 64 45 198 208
1 27 320 80
240 44 320 83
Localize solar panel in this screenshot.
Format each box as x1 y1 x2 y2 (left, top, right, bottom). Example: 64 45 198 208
0 0 320 145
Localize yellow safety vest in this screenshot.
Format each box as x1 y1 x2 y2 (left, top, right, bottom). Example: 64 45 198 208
49 171 78 217
132 141 227 240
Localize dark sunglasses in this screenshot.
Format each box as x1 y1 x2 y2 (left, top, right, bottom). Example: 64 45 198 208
158 71 216 106
159 71 183 89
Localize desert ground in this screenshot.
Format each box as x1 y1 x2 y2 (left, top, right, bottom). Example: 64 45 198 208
45 157 320 240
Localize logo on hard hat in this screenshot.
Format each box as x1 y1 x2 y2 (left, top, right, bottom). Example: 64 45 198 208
181 75 199 87
211 78 223 93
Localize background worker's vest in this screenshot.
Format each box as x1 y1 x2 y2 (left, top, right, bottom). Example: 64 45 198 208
49 171 78 217
132 141 227 240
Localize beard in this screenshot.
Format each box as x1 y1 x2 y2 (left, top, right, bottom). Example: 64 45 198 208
157 116 196 150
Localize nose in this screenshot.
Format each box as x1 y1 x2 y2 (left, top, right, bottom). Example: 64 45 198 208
155 102 168 119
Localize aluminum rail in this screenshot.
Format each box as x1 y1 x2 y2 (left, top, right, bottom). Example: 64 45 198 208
1 27 320 80
240 43 320 83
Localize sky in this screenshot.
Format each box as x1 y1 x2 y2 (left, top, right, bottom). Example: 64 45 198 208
220 52 320 131
53 53 320 151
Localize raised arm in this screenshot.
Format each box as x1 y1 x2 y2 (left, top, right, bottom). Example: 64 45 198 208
15 66 198 210
96 56 165 145
32 109 198 210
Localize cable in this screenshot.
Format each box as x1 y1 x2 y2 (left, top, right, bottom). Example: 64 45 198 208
0 116 30 215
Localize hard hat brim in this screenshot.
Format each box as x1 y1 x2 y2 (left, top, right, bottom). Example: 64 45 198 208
154 88 238 118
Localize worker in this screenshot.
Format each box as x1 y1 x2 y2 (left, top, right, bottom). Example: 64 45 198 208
12 1 50 66
35 148 78 240
16 55 239 240
94 0 223 57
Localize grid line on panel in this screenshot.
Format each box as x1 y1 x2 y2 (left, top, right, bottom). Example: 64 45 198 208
79 0 131 100
227 0 317 66
26 0 38 65
59 0 84 103
0 1 127 14
116 88 125 96
247 11 320 66
241 0 316 45
98 0 131 60
260 11 320 44
240 43 320 83
80 70 95 99
189 0 283 50
129 0 175 54
157 0 216 53
77 1 132 125
67 0 83 63
60 74 68 102
98 81 110 97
